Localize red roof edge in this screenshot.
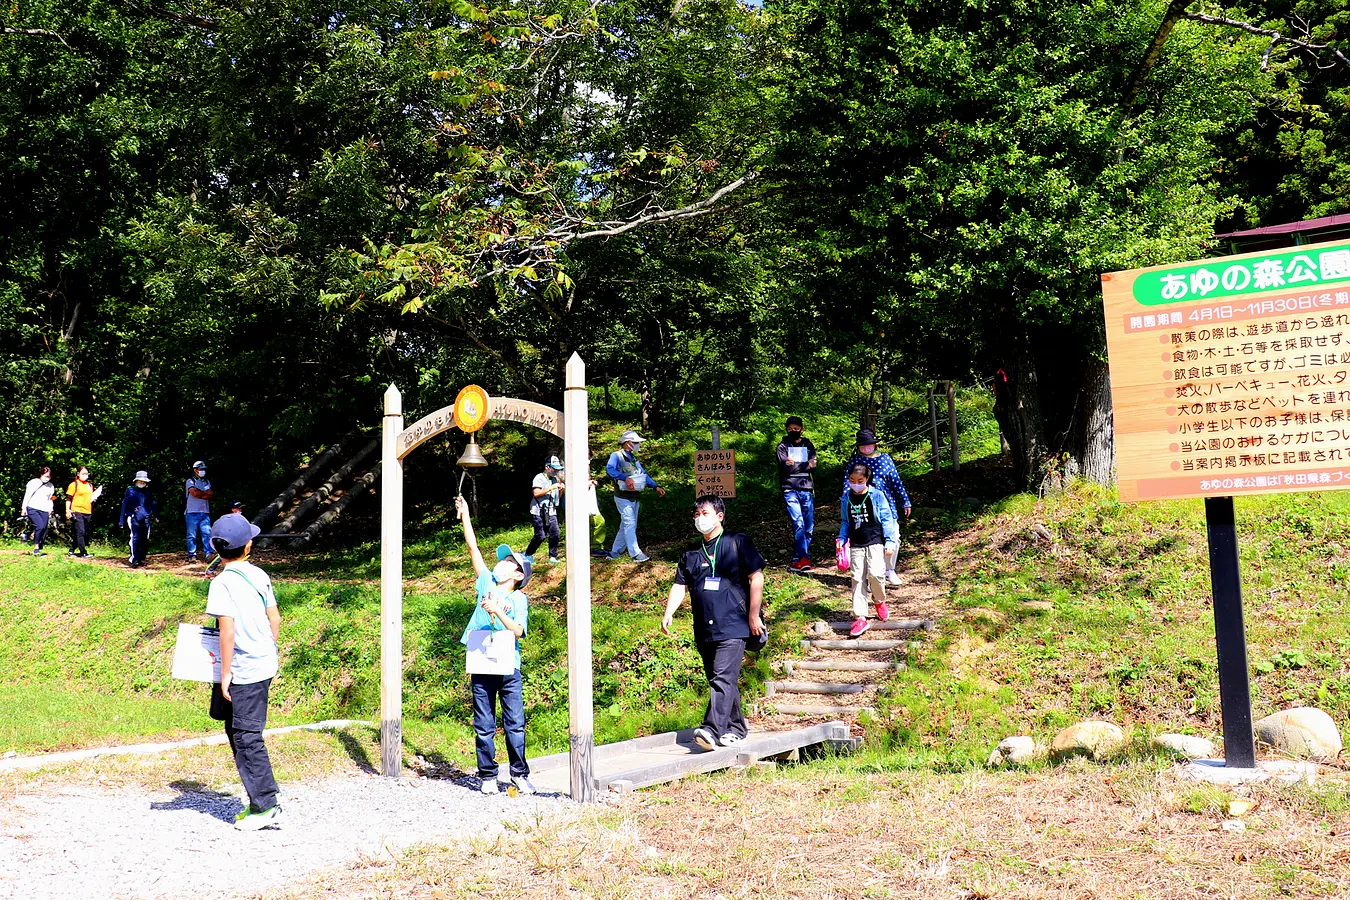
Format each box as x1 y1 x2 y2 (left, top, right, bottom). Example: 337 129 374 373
1214 212 1350 240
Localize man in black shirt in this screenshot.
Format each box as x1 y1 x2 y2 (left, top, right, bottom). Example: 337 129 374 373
661 495 766 751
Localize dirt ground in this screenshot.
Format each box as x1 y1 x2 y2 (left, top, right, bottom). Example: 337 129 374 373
274 761 1350 900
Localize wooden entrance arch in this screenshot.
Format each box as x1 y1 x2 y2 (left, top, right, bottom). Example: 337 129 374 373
379 353 595 801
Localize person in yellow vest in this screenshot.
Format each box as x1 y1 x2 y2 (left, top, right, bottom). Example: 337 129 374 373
65 465 103 558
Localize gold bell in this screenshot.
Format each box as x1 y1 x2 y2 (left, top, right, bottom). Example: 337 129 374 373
456 438 488 468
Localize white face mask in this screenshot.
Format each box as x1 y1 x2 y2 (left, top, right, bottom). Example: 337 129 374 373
694 513 720 536
135 481 148 489
41 475 50 483
849 481 869 494
195 469 206 478
492 559 519 585
78 473 89 482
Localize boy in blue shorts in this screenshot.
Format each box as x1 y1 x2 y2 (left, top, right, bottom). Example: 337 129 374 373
455 495 536 796
206 512 283 830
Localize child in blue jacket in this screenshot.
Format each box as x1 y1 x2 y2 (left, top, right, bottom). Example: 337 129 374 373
837 463 898 637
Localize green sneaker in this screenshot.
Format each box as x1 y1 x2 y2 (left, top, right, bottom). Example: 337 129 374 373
233 806 252 824
235 804 282 831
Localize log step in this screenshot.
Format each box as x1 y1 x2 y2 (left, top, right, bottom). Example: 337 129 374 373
772 704 871 717
783 659 903 674
765 681 867 697
823 619 932 632
801 639 904 651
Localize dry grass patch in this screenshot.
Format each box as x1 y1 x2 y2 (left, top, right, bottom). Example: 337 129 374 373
275 762 1350 899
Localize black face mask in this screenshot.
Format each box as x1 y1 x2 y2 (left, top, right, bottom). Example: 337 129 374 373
787 432 803 443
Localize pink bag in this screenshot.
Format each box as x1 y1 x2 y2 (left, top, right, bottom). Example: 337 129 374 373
835 539 850 572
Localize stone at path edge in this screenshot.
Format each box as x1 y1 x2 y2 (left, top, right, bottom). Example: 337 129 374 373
1154 733 1216 760
986 736 1036 768
1253 707 1343 758
1050 721 1125 761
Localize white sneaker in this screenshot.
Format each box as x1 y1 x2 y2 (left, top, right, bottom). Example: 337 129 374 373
692 728 717 751
512 775 537 795
480 778 499 794
719 734 743 747
548 557 560 565
886 570 902 586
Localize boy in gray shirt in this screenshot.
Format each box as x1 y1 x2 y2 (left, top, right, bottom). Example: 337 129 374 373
206 513 282 830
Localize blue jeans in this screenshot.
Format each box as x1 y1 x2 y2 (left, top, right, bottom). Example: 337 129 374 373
609 496 643 559
185 512 212 556
471 671 529 779
783 490 815 560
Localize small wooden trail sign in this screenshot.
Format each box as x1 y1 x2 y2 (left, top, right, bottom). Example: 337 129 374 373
695 449 736 497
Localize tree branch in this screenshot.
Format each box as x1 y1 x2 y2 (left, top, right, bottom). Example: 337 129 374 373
1182 10 1350 70
549 173 757 242
1122 0 1193 112
0 24 71 48
115 1 220 31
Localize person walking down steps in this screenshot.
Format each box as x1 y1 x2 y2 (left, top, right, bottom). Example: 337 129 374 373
842 428 911 586
837 463 898 637
776 415 817 572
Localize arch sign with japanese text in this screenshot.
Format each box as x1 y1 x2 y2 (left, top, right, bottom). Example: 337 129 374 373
1102 239 1350 503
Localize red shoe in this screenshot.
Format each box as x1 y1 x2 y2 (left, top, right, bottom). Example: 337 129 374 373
875 602 890 621
800 557 814 571
788 558 807 572
848 617 870 637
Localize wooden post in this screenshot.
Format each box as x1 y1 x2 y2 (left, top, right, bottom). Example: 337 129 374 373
711 425 721 450
946 380 960 472
379 384 404 777
928 387 941 474
562 353 596 801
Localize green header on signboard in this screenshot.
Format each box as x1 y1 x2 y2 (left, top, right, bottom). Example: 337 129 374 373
1132 242 1350 306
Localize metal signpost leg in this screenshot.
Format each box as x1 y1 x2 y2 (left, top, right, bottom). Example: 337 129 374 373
1203 496 1257 768
562 353 596 801
380 384 404 777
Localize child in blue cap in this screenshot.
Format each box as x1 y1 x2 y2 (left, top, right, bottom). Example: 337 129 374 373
454 495 535 795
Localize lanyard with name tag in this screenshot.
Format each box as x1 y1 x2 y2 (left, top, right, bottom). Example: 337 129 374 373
701 534 724 594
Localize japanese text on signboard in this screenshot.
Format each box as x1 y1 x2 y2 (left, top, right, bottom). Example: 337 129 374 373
1102 239 1350 502
694 450 736 498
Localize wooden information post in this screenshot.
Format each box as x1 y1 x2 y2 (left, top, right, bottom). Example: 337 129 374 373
695 449 736 497
380 354 595 800
1103 238 1350 768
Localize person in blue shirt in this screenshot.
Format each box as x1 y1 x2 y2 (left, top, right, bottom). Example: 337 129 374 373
841 428 911 586
455 494 535 796
605 430 666 562
119 470 159 568
837 463 899 637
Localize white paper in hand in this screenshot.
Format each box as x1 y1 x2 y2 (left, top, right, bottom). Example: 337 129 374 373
787 447 809 463
172 623 223 683
465 629 517 675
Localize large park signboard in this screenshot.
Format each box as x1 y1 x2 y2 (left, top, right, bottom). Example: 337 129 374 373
1103 239 1350 503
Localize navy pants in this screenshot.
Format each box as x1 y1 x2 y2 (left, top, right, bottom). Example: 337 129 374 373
471 671 529 780
222 678 279 812
26 508 49 551
68 512 90 555
697 638 748 741
525 510 559 558
129 520 150 565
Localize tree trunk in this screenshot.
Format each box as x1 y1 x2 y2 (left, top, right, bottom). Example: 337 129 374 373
260 438 378 545
292 463 380 548
1063 359 1115 485
992 349 1049 491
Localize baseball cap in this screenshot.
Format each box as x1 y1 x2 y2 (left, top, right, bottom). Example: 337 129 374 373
544 455 562 470
495 543 533 588
133 470 151 482
786 416 803 427
192 460 206 469
619 430 646 445
855 428 878 446
211 513 260 550
230 499 244 510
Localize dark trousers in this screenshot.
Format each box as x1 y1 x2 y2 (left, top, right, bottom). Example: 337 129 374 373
470 671 529 779
129 520 150 565
525 510 559 558
68 512 91 555
222 678 279 812
697 638 748 740
26 508 49 550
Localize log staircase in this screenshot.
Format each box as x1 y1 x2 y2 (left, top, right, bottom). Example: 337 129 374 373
251 432 380 549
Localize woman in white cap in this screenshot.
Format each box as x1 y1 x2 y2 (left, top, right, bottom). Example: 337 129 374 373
605 430 666 562
120 470 159 568
525 455 564 564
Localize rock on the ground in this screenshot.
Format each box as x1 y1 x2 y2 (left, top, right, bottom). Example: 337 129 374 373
1021 601 1054 612
809 620 833 637
1253 707 1343 758
986 736 1035 767
1155 734 1215 760
1051 721 1125 761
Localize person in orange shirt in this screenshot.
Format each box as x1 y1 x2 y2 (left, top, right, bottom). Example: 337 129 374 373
65 466 102 558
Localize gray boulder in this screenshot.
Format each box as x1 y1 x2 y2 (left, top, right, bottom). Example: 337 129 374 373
1051 721 1125 761
987 736 1036 767
1155 733 1215 760
1253 708 1342 758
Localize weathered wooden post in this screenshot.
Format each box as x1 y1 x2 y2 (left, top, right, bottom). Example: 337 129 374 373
562 353 596 801
928 387 941 474
380 384 404 777
946 380 960 472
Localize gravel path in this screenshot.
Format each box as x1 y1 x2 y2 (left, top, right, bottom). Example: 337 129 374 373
0 774 567 900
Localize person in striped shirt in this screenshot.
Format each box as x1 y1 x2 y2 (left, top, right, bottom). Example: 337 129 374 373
841 428 911 585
